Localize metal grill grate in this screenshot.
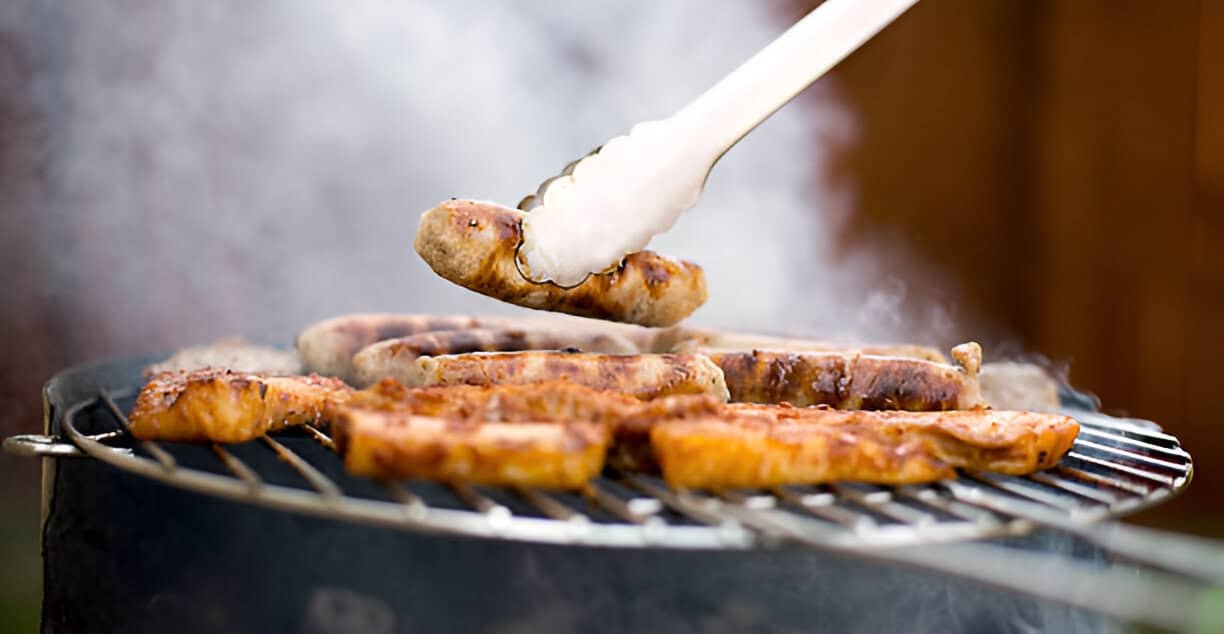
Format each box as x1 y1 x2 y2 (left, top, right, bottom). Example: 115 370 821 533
17 384 1224 631
56 388 1191 552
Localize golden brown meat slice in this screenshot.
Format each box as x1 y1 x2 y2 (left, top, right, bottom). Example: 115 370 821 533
651 407 1080 489
128 369 351 443
350 327 639 387
337 379 655 422
414 200 707 327
296 313 517 382
334 412 609 489
410 351 731 401
707 342 986 410
652 418 955 488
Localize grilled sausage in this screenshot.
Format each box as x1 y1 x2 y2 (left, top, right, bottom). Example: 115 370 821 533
708 342 986 410
414 200 707 327
662 328 949 363
410 351 731 401
129 369 351 443
651 407 1080 489
296 313 515 382
350 327 639 387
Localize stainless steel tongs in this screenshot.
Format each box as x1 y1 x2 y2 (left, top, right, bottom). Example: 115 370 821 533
517 0 922 285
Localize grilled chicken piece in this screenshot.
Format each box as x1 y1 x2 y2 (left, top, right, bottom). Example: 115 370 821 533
128 369 351 443
332 380 718 488
410 351 731 401
651 407 1080 489
707 342 986 410
337 413 608 489
296 313 518 382
350 328 639 387
415 200 707 327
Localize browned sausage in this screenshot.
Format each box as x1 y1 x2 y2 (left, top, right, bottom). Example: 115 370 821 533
296 313 516 382
707 343 986 410
414 200 707 327
350 327 639 386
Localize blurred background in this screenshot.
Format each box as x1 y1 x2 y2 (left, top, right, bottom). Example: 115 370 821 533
0 0 1220 630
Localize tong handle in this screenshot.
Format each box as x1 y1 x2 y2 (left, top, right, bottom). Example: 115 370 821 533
671 0 920 161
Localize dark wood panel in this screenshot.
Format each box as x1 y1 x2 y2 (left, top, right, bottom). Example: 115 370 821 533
801 0 1222 533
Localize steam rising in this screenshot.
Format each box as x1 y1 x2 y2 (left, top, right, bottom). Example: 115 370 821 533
5 0 953 356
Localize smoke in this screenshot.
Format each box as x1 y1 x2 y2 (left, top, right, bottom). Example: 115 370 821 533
4 0 956 359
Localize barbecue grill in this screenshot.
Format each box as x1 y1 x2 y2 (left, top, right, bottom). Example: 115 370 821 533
7 353 1222 633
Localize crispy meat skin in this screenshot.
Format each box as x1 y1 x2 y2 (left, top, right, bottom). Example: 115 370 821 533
412 351 731 401
337 412 609 488
296 313 517 382
351 327 638 387
651 405 1079 489
128 369 351 443
708 346 986 410
414 200 707 327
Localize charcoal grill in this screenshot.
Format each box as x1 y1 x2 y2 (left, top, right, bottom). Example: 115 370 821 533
7 354 1223 633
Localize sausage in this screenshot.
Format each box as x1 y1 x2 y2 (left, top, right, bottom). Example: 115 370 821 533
661 327 949 363
411 351 731 401
295 313 515 382
707 342 986 410
350 327 639 387
414 200 707 327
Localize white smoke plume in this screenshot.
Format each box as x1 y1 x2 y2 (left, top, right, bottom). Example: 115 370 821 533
3 0 955 359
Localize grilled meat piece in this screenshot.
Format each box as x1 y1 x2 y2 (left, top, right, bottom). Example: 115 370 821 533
707 342 986 410
351 328 639 387
344 377 722 424
410 351 731 401
296 313 517 382
336 412 609 489
650 406 1079 489
660 327 949 363
414 200 707 327
332 380 719 488
128 369 351 443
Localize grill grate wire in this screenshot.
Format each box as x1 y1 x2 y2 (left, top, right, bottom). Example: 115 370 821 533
70 387 1194 550
55 387 1224 632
